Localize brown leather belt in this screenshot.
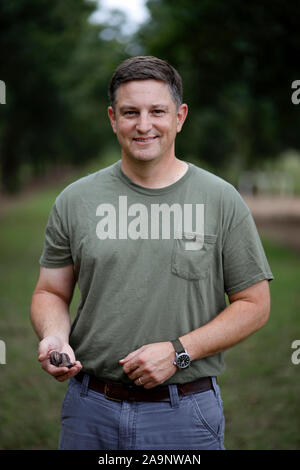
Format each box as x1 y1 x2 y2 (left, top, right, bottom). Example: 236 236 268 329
75 371 213 402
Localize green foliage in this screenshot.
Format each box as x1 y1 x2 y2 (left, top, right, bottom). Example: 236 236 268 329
1 0 300 192
0 0 128 193
137 0 300 172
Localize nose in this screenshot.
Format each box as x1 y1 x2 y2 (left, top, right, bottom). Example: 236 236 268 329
136 111 152 134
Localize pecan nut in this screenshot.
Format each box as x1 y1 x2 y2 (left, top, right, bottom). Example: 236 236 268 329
49 351 74 368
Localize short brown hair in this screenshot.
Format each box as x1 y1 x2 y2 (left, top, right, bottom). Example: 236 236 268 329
109 56 183 108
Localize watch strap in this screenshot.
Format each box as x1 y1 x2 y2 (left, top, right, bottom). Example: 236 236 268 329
171 338 185 354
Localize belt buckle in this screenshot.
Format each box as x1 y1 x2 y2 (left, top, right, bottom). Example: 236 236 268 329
104 384 122 402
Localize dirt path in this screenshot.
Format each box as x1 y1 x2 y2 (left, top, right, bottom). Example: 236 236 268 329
243 195 300 253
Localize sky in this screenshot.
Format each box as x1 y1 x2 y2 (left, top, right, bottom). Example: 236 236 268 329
90 0 150 34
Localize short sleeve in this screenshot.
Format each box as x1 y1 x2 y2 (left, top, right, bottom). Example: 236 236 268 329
223 212 274 295
39 202 73 268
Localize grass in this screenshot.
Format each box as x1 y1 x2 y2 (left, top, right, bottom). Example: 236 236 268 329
219 238 300 449
0 154 300 449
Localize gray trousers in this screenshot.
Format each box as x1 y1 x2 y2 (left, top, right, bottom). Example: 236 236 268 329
58 374 225 450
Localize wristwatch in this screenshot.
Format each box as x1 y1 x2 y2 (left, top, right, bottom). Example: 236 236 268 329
171 338 191 369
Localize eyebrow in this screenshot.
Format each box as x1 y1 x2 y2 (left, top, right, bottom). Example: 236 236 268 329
151 104 169 109
119 104 169 112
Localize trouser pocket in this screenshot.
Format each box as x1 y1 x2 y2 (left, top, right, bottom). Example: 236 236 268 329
190 387 224 440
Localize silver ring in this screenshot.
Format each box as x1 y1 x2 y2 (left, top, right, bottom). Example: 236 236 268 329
137 377 143 386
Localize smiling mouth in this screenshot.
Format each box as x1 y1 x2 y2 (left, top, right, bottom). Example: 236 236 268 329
133 136 158 143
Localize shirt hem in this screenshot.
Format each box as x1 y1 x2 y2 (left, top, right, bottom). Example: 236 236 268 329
39 259 74 268
226 272 274 295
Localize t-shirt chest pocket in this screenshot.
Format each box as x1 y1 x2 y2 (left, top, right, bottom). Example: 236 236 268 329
171 232 217 280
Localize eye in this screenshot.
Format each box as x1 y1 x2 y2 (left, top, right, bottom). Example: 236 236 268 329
124 110 138 116
152 109 164 115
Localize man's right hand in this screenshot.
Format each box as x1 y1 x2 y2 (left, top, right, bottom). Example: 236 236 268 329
38 335 82 382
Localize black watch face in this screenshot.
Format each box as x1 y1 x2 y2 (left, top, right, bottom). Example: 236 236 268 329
177 353 190 368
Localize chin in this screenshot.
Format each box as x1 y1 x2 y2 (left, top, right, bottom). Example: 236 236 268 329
129 153 161 163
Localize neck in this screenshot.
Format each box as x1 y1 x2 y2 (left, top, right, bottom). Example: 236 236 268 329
120 155 188 189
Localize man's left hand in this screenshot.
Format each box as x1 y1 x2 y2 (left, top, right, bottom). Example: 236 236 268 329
119 342 177 389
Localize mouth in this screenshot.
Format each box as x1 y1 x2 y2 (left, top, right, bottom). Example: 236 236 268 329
132 136 158 144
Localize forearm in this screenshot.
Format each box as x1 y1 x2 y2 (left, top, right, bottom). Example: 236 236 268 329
121 280 270 388
30 291 71 342
179 298 269 361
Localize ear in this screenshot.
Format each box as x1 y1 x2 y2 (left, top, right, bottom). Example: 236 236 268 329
176 103 188 133
108 106 117 133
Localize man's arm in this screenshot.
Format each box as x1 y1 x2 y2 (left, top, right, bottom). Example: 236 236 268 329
30 265 82 381
179 279 270 361
120 280 270 389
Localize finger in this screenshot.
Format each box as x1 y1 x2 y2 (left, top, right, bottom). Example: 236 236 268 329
38 337 61 362
55 363 82 382
134 376 149 387
55 371 70 381
119 346 147 363
38 346 52 362
143 381 157 389
52 360 82 374
122 361 140 375
47 364 70 376
42 359 82 377
127 367 143 381
39 349 55 363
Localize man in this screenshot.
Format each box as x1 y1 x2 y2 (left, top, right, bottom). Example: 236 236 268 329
30 56 273 450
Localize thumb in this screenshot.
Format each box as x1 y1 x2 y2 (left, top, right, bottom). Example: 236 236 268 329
38 336 62 362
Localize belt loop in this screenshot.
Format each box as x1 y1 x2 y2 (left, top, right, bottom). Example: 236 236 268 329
211 376 219 397
168 384 180 408
80 373 90 397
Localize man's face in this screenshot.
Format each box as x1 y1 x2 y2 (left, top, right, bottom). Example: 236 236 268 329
108 79 188 164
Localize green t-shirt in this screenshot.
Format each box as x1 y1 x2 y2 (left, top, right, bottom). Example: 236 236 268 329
40 160 273 384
